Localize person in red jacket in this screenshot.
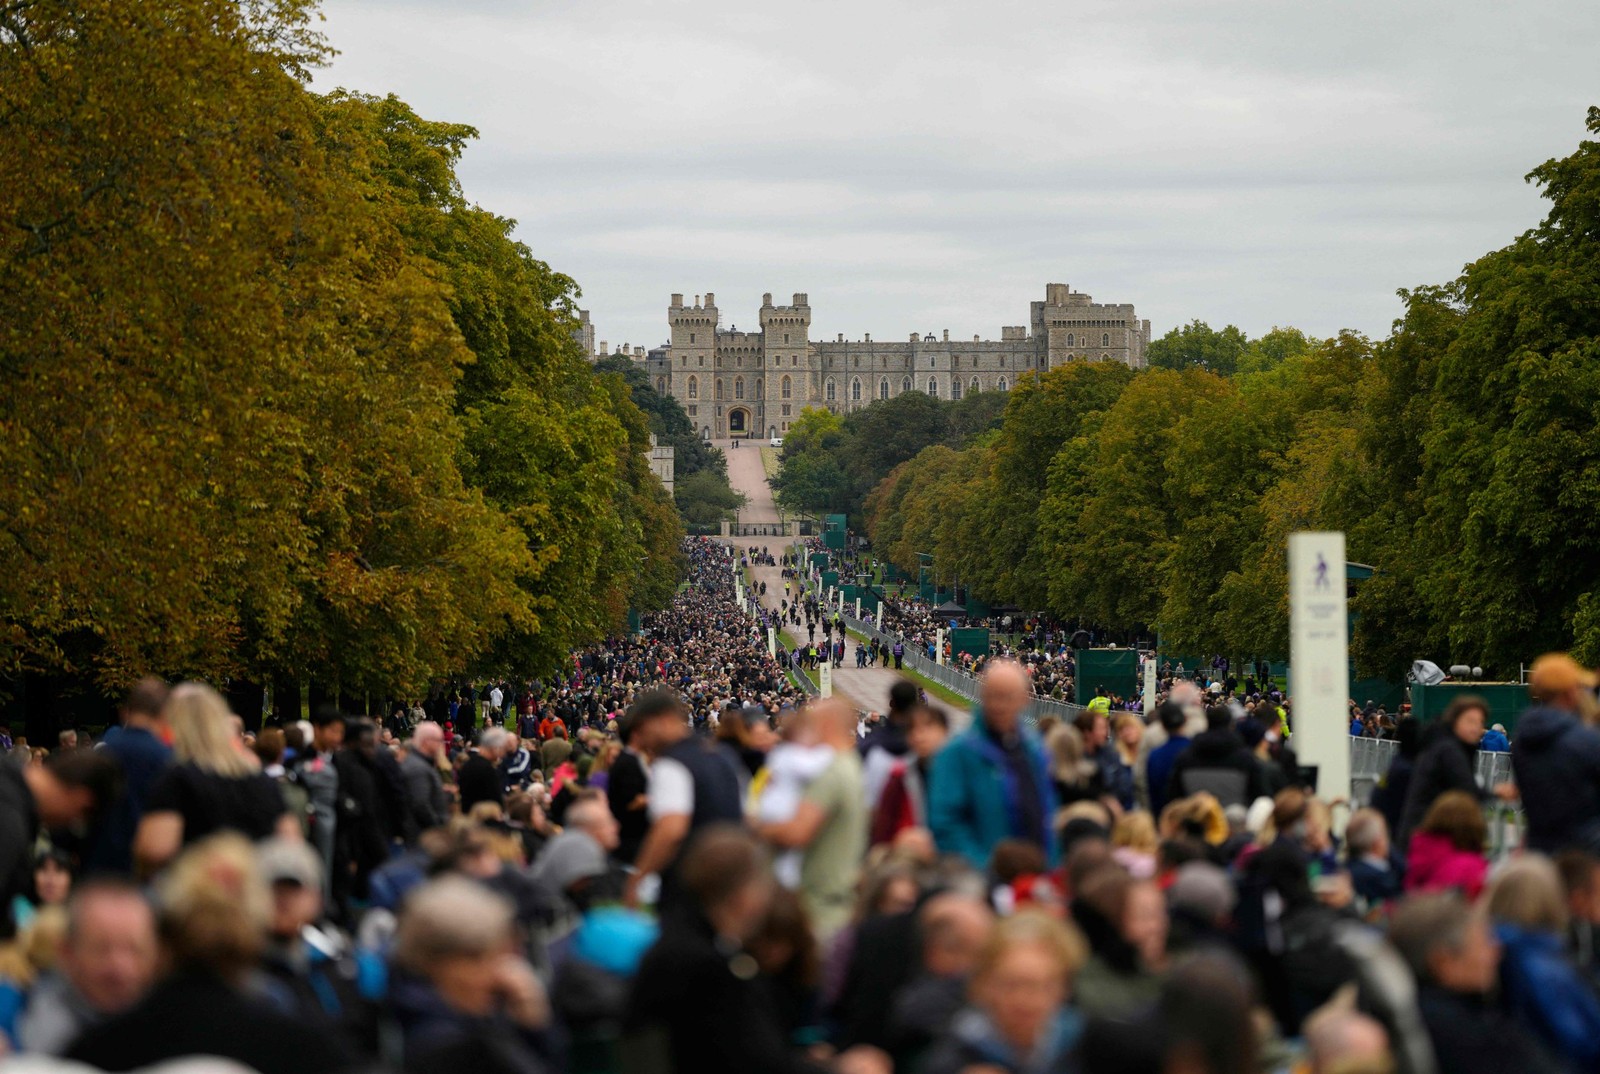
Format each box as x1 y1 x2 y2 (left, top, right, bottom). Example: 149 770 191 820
871 706 950 846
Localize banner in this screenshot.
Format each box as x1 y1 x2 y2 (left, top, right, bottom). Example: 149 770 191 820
767 626 776 658
936 628 946 666
819 662 832 698
1289 532 1350 802
1143 655 1156 712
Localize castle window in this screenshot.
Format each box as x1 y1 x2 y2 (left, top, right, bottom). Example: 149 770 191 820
781 375 792 400
825 378 836 402
953 356 960 368
782 404 791 417
715 378 723 400
851 378 862 402
951 377 963 401
927 377 938 398
688 405 697 416
901 376 911 395
1102 333 1110 347
680 357 685 367
687 376 698 399
970 376 981 394
756 378 763 397
854 357 860 368
735 376 744 400
784 333 790 344
793 356 799 367
879 378 889 400
736 355 742 368
997 376 1009 391
698 356 704 367
1067 333 1074 346
690 333 695 344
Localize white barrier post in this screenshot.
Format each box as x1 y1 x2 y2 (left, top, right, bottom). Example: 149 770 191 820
819 662 833 698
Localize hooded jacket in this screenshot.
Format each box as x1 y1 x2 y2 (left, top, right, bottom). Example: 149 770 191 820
1166 728 1268 810
1511 705 1600 853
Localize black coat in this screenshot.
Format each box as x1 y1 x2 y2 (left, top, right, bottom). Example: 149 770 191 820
606 749 650 865
623 907 827 1074
66 970 355 1074
1416 985 1563 1074
1398 730 1481 845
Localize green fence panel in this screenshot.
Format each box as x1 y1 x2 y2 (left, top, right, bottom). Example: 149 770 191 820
1412 682 1532 733
1076 649 1140 705
950 628 990 659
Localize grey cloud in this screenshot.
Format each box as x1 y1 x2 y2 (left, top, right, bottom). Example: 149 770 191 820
313 0 1600 349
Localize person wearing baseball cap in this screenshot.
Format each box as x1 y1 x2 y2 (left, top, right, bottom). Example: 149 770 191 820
1513 654 1600 854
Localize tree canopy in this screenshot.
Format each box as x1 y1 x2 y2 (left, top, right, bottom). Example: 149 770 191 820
852 106 1600 679
0 0 680 703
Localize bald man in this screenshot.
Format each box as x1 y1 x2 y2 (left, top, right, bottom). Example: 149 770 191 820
401 722 449 831
927 659 1058 868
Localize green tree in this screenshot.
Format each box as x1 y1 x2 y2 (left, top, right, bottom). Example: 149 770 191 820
1147 320 1251 376
676 470 747 529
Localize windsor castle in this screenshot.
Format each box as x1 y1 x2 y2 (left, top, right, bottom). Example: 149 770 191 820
641 284 1151 440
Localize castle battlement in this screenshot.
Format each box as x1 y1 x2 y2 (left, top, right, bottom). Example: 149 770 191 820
647 283 1149 440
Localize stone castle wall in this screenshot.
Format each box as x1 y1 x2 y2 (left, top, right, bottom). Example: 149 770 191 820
647 284 1149 440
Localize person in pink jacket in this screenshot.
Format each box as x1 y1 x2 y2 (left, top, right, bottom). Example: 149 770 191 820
1405 790 1489 900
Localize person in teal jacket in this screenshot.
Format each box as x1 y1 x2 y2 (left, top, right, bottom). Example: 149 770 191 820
928 660 1059 869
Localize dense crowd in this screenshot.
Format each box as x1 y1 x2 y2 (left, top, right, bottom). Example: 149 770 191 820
6 541 1600 1074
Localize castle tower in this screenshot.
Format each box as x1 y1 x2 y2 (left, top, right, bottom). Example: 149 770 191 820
759 292 812 439
667 292 718 436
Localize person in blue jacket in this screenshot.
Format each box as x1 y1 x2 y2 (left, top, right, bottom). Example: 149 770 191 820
1488 853 1600 1072
928 660 1058 869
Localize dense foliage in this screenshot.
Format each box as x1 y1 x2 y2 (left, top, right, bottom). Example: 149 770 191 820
770 389 1008 520
830 108 1600 679
0 0 681 698
592 353 746 528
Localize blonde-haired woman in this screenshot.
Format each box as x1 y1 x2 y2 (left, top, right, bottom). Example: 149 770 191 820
135 682 292 873
923 911 1089 1074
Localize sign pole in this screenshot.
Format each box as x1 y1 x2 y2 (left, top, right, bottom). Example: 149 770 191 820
1289 532 1350 807
819 662 833 698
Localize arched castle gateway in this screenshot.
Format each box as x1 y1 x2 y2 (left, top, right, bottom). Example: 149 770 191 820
647 284 1151 438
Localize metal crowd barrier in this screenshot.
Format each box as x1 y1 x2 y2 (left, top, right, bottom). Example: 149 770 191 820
841 612 1083 727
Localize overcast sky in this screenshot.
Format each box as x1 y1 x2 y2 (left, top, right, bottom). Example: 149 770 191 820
314 0 1600 352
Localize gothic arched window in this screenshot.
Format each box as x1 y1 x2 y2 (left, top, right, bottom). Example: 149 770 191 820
687 376 698 399
781 375 792 400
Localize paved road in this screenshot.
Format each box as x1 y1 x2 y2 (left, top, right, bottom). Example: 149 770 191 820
716 438 782 524
723 542 968 726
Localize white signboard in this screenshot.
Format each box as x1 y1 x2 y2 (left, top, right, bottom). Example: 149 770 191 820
1289 531 1349 802
1143 656 1156 713
854 597 861 620
819 661 833 698
767 626 776 658
936 627 946 666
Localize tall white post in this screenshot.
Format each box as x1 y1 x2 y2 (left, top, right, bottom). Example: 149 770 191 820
1289 532 1350 807
1143 655 1157 712
819 662 833 698
767 626 777 658
936 627 946 666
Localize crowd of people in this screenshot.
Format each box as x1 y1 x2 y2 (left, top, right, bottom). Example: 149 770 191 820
7 538 1600 1074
